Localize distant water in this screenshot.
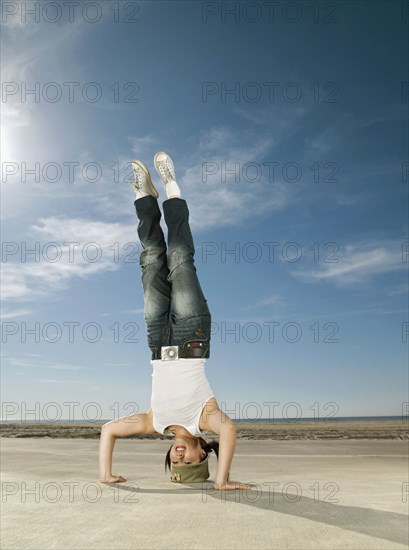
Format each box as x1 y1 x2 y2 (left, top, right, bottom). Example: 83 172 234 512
234 416 405 423
0 415 405 424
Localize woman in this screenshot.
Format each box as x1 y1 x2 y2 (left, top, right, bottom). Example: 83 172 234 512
99 152 251 491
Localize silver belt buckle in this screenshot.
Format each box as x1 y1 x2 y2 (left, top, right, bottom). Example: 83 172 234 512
161 346 179 361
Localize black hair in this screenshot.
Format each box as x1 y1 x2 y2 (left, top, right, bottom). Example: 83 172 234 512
165 436 219 473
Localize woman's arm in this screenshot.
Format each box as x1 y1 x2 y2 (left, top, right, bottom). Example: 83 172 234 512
99 412 152 483
214 421 237 486
202 407 253 491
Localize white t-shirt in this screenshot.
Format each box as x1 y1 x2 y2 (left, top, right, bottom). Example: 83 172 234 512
150 357 216 437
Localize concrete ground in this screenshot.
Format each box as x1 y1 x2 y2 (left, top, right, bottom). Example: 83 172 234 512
1 439 408 549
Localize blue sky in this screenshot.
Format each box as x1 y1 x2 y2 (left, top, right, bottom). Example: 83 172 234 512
1 1 408 421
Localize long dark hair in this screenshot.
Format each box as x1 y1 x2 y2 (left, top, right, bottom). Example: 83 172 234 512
165 437 219 473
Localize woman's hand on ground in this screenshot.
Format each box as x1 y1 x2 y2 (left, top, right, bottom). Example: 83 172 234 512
99 475 127 484
213 480 253 491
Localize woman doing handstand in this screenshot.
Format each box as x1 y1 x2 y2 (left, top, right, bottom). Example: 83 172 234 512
99 152 251 491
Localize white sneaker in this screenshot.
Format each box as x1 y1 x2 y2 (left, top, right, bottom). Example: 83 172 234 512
131 160 159 199
153 151 180 198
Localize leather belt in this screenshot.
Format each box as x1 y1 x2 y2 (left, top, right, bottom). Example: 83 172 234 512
154 343 208 360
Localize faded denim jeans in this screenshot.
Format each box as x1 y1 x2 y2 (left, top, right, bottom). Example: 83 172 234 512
134 196 211 360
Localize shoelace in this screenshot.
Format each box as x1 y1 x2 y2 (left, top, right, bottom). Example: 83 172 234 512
132 165 143 190
157 160 175 183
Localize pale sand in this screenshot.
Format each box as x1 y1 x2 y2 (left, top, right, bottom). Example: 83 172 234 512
1 419 407 439
1 438 408 549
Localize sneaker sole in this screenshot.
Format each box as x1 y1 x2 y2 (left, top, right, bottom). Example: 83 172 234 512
131 160 159 199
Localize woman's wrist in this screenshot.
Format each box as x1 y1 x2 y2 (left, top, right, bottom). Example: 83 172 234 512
214 472 230 485
99 471 112 480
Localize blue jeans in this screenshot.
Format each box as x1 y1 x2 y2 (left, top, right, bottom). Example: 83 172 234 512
134 196 211 360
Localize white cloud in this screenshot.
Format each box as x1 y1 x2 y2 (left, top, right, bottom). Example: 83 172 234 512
0 308 33 319
255 295 285 307
301 105 407 156
301 113 355 154
1 217 137 302
5 356 83 371
128 135 161 157
234 104 307 128
386 283 409 297
121 308 145 315
292 240 407 286
241 295 284 310
37 379 84 384
198 126 238 152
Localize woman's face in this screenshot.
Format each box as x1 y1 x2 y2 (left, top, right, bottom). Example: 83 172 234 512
170 436 206 466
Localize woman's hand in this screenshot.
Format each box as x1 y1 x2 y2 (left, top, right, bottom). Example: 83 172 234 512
213 480 253 491
99 475 127 484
